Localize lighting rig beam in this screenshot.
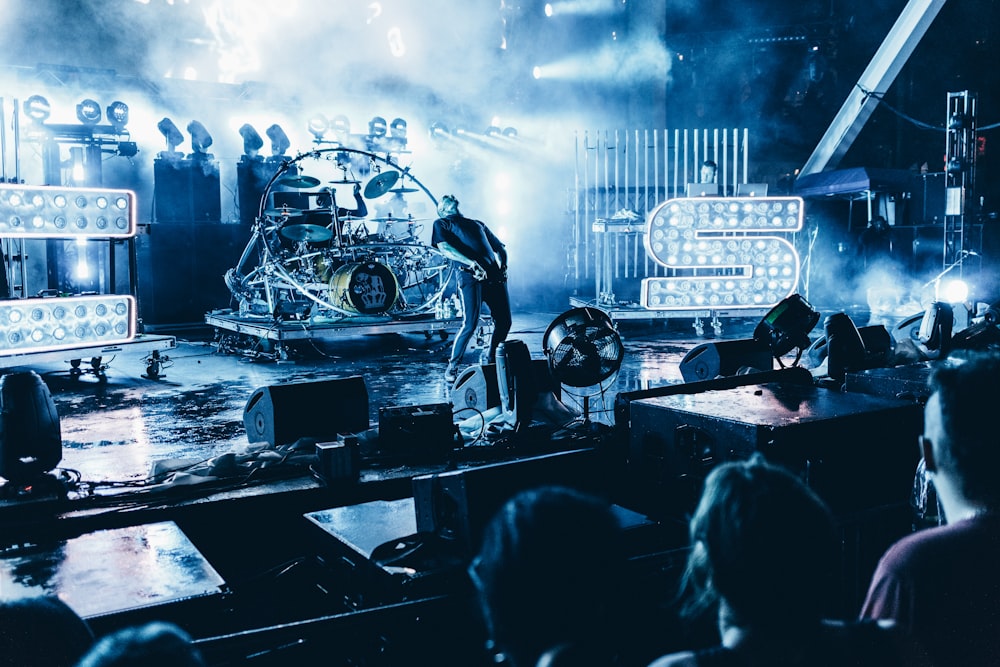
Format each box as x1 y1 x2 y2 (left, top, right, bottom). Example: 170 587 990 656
0 294 136 356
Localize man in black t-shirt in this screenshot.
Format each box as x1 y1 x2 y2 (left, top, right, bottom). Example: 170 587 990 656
431 194 511 383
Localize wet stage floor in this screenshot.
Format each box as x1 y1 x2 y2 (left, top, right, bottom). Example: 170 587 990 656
29 310 747 485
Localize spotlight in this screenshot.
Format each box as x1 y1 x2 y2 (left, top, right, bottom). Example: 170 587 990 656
948 112 967 130
428 121 449 139
22 95 51 123
75 98 102 126
368 116 387 138
389 117 407 140
947 157 964 175
307 113 329 141
186 120 213 153
0 371 62 486
942 279 969 303
501 126 518 138
265 124 290 156
332 114 351 139
238 123 264 156
753 293 820 358
485 125 502 137
106 101 129 132
532 66 542 79
156 117 184 152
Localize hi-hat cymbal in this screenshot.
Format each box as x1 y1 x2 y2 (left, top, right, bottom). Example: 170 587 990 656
329 178 361 185
389 186 419 194
280 224 333 243
370 216 427 223
276 175 321 188
363 171 400 199
264 207 302 217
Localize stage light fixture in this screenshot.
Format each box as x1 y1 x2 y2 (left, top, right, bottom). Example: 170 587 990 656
265 124 290 156
22 95 51 123
502 126 518 138
307 113 329 140
485 125 502 137
106 101 129 132
942 278 970 303
389 117 407 140
187 120 213 153
157 117 184 152
75 98 102 126
332 115 351 139
0 184 135 238
947 157 964 174
0 294 136 357
368 116 387 138
0 370 62 486
948 112 967 130
429 121 449 138
753 293 820 357
238 123 264 156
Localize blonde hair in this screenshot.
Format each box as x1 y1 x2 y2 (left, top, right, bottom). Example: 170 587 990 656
438 194 460 216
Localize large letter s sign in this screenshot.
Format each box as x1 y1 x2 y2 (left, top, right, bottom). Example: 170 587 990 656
641 197 803 310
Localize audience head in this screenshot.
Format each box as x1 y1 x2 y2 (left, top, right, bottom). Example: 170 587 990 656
924 352 1000 510
74 622 204 667
0 596 93 667
470 485 625 667
681 455 838 631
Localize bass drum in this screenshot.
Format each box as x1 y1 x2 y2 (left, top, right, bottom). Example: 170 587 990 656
328 261 399 315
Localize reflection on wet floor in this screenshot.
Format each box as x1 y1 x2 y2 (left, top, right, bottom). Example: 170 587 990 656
27 311 762 484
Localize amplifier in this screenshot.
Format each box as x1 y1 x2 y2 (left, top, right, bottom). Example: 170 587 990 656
378 403 456 462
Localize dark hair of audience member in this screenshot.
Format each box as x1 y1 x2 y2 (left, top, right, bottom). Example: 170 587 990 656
927 353 1000 510
470 485 626 667
679 455 839 632
74 622 205 667
0 596 94 667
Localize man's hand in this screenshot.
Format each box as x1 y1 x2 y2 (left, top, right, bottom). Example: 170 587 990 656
471 262 488 281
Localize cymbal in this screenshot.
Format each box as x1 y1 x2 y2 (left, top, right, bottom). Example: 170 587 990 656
264 207 302 217
280 224 333 243
363 171 399 199
370 216 426 223
389 187 419 194
329 179 361 185
276 175 321 188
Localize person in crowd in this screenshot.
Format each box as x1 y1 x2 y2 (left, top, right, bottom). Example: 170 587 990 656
431 194 511 383
0 596 94 667
468 485 626 667
699 160 717 185
74 622 205 667
861 352 1000 665
648 456 926 667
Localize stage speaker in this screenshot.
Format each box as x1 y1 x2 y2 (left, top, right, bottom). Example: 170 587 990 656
452 364 502 414
153 154 222 223
679 339 773 382
497 339 536 429
243 376 369 447
378 403 455 462
0 371 62 484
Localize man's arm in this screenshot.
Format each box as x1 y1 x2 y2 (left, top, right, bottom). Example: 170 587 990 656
436 241 487 281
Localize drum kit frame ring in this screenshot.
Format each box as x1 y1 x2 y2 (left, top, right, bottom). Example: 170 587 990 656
225 147 455 322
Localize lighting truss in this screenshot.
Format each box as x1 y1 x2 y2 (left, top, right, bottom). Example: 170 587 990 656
0 295 136 356
641 197 804 310
0 184 136 238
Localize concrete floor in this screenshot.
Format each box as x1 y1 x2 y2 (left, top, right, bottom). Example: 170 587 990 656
24 310 759 485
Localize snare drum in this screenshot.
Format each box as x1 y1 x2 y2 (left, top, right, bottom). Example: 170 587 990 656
328 261 399 314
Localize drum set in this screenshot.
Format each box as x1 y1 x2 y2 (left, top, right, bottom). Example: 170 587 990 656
224 148 453 321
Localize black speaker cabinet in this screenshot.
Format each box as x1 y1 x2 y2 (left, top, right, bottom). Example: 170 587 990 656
153 154 222 223
378 403 455 462
679 339 773 382
243 376 369 447
135 223 249 327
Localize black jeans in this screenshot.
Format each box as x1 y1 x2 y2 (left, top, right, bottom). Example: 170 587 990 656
449 279 512 367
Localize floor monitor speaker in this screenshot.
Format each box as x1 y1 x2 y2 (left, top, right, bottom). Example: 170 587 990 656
243 376 369 446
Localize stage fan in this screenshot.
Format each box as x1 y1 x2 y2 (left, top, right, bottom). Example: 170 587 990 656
542 307 625 423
